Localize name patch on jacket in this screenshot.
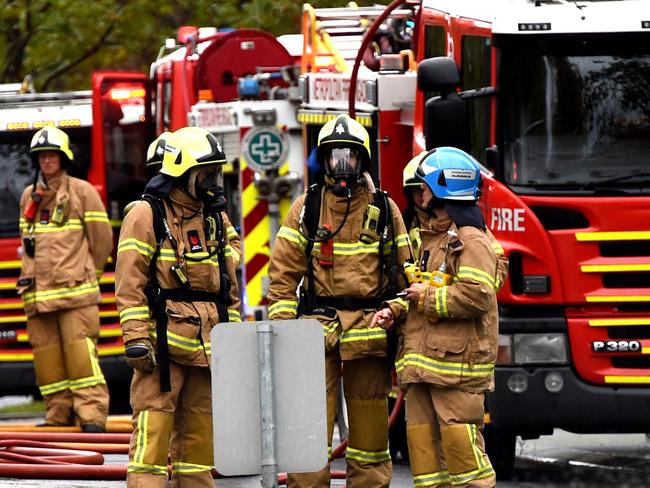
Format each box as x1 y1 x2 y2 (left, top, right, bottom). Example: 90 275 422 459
187 230 203 252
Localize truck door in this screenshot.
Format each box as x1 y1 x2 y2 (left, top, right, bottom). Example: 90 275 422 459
91 71 152 221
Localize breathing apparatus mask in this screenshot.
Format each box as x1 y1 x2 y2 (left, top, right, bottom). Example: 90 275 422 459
325 147 361 196
188 166 227 213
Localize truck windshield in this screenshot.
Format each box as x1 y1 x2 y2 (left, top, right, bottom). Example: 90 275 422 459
0 128 90 237
502 51 650 191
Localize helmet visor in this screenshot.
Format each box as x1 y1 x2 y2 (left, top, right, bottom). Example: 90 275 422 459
326 147 360 176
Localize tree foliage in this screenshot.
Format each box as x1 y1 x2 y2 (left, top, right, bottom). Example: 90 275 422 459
0 0 384 92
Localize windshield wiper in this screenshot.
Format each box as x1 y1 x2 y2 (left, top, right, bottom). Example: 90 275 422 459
581 172 650 190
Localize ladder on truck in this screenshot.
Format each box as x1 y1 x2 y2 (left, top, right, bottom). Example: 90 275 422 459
301 2 418 73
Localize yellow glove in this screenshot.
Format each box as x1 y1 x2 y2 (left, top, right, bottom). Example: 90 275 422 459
124 339 156 373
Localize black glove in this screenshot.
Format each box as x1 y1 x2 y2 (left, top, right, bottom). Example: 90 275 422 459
124 339 156 373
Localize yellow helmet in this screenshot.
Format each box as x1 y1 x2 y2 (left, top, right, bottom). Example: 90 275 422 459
160 127 227 178
29 126 74 164
146 132 172 168
316 114 371 169
403 151 427 188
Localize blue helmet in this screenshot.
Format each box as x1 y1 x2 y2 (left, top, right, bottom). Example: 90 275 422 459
415 147 481 201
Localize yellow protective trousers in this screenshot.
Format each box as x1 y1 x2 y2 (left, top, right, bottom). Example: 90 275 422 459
288 352 393 488
27 304 108 427
127 361 213 488
405 384 495 488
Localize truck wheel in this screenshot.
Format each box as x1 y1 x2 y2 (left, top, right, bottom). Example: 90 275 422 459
483 425 516 480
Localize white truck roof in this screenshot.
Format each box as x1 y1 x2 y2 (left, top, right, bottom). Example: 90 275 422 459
422 0 650 34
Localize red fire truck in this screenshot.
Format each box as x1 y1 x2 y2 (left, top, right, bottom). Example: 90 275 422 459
0 73 150 406
396 0 650 475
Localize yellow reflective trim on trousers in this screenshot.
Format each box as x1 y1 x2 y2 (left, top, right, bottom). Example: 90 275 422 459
277 226 307 250
127 462 167 476
434 286 448 318
449 462 495 485
228 309 242 322
22 282 99 305
86 337 102 378
396 353 494 377
39 379 70 396
467 424 484 470
171 461 213 473
117 238 155 257
458 266 496 289
268 300 298 317
134 411 148 464
413 470 451 487
120 306 150 323
69 374 106 390
346 447 391 463
340 327 387 343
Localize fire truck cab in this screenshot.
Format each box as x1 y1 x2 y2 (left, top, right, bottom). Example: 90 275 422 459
413 0 650 475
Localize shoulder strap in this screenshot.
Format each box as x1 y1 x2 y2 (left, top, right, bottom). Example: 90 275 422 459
373 190 390 238
303 184 322 258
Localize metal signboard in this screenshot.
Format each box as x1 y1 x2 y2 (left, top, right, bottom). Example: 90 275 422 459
241 126 288 173
211 319 327 476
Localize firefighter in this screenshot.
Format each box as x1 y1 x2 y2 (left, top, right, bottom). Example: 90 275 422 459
372 147 508 487
115 127 241 488
139 131 241 267
17 126 113 432
402 151 429 259
267 114 412 488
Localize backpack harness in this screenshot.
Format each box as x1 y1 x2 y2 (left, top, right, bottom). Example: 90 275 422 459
142 194 231 392
297 184 401 314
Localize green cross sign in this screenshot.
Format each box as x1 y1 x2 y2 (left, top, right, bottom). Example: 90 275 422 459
242 126 288 173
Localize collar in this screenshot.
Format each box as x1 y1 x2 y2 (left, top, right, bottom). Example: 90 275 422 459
168 187 202 216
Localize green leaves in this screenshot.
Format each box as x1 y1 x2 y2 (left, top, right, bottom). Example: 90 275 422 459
0 0 383 91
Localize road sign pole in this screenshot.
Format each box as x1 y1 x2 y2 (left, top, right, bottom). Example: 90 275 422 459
257 323 278 488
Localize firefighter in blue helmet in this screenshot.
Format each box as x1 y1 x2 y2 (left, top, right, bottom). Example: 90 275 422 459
373 147 508 487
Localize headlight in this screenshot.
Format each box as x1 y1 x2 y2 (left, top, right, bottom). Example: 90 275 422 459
514 333 568 364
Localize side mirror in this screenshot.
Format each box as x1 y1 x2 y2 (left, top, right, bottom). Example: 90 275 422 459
417 57 460 95
485 146 501 179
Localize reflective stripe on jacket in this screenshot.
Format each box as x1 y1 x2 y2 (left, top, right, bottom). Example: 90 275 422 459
388 215 503 393
268 178 412 361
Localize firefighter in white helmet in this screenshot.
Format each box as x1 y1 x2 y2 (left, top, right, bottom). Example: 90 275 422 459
268 114 413 488
17 126 113 432
373 147 509 487
115 126 241 488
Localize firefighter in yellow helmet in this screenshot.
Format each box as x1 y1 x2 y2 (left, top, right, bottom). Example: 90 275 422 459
17 126 113 432
268 114 413 488
373 147 509 487
115 127 241 488
138 130 241 265
402 151 428 259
